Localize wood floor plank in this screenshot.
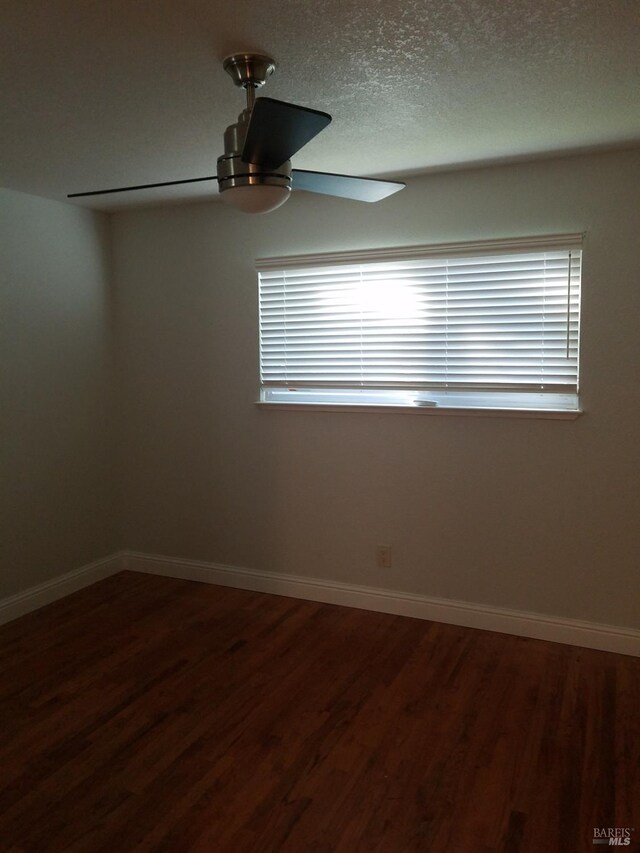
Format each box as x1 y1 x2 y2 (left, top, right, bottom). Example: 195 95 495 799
0 571 638 852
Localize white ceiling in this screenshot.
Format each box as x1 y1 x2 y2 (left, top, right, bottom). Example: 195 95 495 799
2 0 639 210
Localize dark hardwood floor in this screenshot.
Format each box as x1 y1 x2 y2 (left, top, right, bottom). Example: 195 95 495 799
0 571 638 852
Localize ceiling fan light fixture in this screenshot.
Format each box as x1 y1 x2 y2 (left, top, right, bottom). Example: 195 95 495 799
217 143 292 214
220 182 291 214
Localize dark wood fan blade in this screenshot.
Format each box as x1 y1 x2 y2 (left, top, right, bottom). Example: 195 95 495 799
67 176 217 198
291 169 405 202
242 98 331 169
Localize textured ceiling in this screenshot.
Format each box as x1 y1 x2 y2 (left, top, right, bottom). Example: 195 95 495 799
1 0 639 210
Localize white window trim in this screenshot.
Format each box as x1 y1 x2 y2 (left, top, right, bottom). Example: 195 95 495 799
255 400 582 420
256 233 584 270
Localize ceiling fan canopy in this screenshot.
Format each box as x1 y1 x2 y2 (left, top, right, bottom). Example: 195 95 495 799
68 53 406 212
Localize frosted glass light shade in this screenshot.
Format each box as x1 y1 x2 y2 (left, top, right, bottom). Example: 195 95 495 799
221 184 290 214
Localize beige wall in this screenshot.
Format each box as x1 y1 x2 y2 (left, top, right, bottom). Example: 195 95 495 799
4 150 638 626
112 148 640 630
1 188 115 597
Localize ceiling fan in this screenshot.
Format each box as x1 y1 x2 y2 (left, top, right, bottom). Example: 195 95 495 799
68 53 406 213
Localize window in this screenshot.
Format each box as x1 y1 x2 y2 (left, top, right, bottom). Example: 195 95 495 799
257 235 582 416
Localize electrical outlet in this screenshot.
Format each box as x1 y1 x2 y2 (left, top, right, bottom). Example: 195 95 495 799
376 544 392 569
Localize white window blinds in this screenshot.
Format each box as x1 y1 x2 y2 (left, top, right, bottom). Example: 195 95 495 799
257 235 582 410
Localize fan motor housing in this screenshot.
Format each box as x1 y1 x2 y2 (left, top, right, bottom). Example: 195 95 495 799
216 109 292 194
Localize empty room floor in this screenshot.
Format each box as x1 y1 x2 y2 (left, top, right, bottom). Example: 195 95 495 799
0 571 638 851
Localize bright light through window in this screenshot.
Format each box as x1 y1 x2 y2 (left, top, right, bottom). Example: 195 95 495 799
318 277 422 320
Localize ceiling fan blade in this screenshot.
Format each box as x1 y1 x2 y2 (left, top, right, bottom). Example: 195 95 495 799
67 175 217 198
242 98 331 169
291 169 405 202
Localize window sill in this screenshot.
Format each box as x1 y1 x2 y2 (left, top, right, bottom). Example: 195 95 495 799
255 401 583 420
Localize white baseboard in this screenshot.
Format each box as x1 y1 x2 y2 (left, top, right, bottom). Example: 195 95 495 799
4 550 639 658
0 552 125 627
125 551 640 658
